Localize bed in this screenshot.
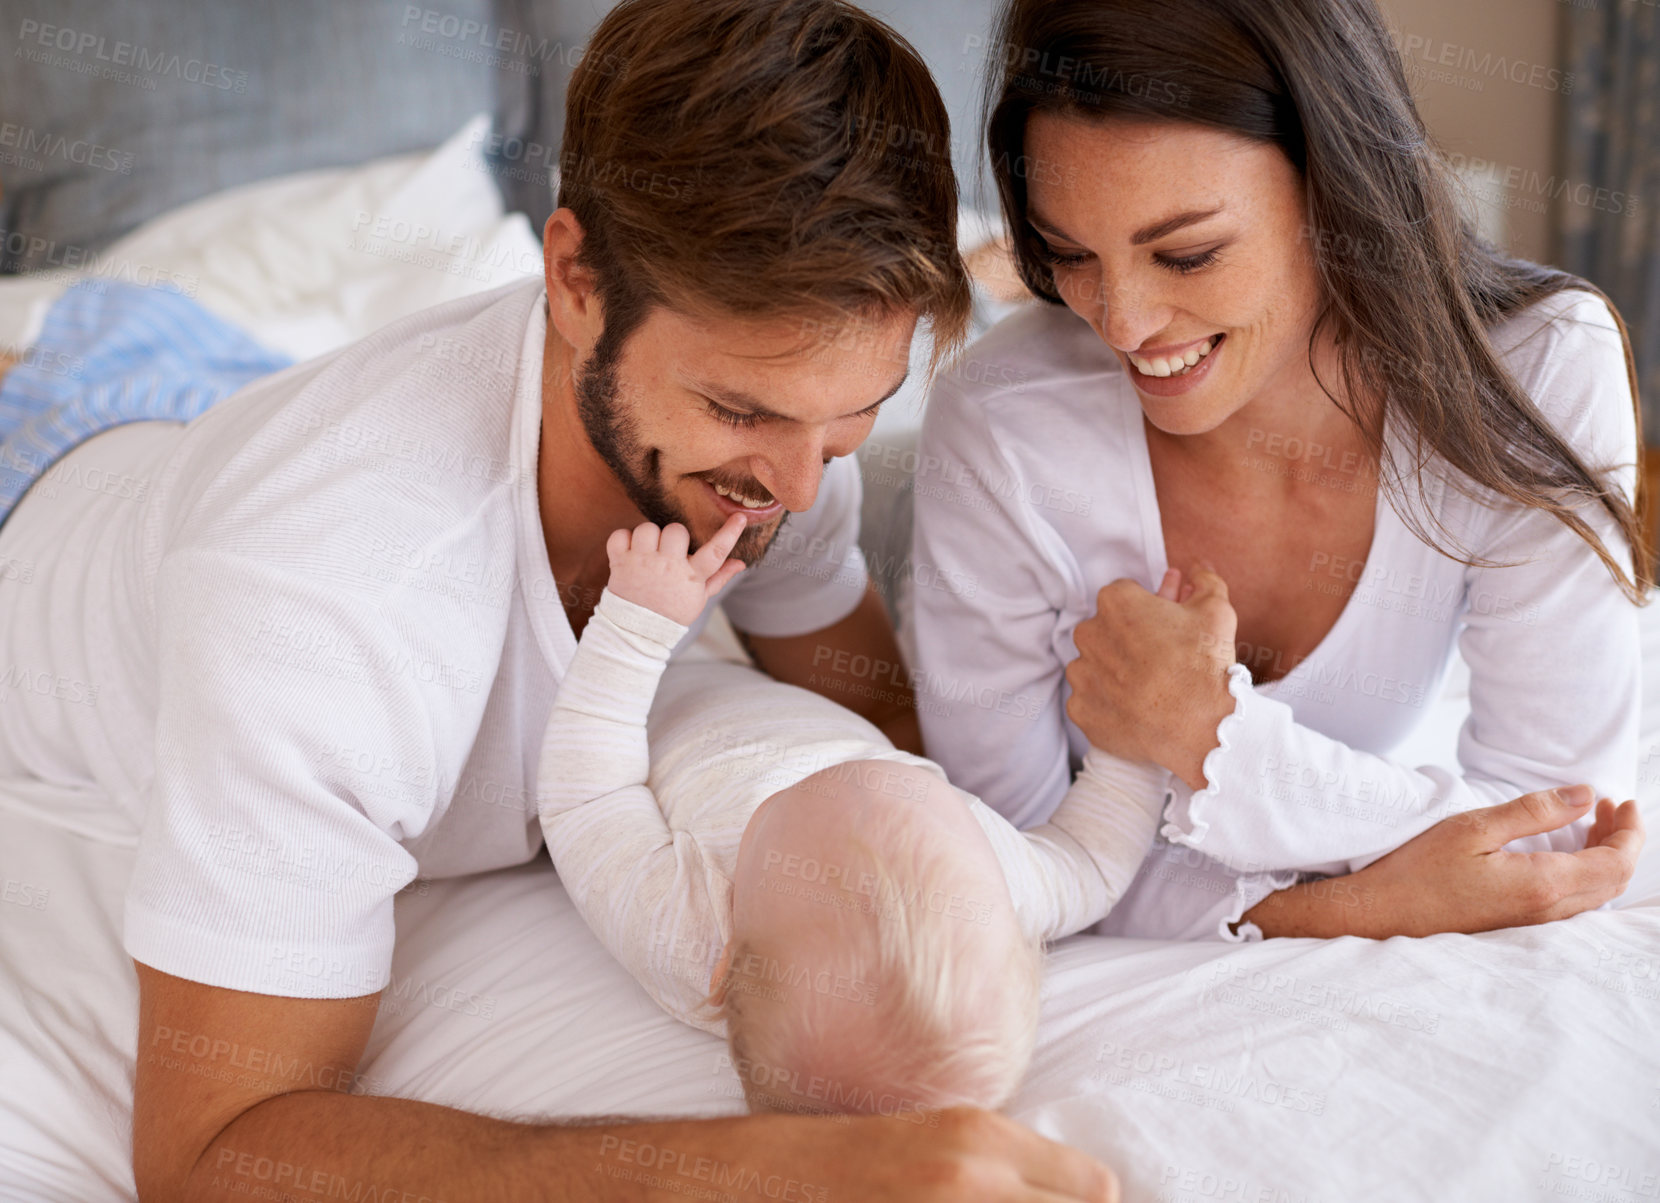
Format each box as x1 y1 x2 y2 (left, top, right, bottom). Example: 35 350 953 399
2 121 1658 1203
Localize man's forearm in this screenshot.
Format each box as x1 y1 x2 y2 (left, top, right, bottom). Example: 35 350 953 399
180 1090 796 1203
734 584 926 756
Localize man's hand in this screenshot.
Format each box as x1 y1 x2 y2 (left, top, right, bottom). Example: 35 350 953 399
1066 566 1237 787
739 1107 1119 1202
605 514 748 626
1245 786 1647 939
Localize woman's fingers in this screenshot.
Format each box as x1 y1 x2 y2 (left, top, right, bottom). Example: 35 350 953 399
1156 568 1182 601
1182 564 1231 607
1545 846 1641 918
1472 785 1595 848
1586 799 1645 859
1514 801 1644 922
1586 797 1619 847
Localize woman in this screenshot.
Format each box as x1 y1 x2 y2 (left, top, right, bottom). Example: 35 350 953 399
903 0 1649 941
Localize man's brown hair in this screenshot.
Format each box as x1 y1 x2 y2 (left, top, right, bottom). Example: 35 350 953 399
558 0 971 371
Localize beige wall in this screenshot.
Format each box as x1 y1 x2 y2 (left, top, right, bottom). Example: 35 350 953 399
1374 0 1564 263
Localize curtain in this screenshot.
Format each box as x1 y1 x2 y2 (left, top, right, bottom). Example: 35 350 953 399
1556 1 1660 437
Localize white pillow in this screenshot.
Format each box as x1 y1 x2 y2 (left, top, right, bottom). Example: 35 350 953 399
0 114 543 363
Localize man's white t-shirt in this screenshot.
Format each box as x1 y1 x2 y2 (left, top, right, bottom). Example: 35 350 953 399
0 278 871 998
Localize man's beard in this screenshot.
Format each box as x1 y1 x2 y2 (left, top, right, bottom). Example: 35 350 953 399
574 331 784 566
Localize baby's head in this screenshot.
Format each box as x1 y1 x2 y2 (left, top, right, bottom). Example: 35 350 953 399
705 759 1043 1116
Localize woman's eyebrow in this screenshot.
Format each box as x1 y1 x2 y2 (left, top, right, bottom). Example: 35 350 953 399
1131 206 1225 246
1029 205 1226 248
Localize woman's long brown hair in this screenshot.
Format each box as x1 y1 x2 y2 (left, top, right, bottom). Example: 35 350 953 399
985 0 1654 602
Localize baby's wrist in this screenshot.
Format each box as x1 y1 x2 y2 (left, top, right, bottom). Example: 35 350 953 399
596 586 692 648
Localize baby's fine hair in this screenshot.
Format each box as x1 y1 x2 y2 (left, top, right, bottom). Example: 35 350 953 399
706 791 1045 1115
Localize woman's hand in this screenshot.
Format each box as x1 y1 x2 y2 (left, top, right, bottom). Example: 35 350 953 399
1244 785 1648 938
1065 566 1238 788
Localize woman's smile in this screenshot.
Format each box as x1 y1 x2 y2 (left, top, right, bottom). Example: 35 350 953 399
1122 333 1226 396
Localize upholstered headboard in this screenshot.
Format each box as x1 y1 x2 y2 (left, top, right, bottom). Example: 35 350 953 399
0 0 500 272
0 0 1000 274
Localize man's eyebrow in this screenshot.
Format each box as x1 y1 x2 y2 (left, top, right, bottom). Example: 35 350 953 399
696 369 910 421
1028 206 1226 248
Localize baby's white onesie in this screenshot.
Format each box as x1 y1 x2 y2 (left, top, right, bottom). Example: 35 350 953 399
538 587 1165 1034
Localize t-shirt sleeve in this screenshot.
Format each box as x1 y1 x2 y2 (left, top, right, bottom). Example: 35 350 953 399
716 452 869 638
123 547 495 998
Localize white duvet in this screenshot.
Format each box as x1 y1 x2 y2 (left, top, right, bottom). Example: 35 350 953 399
2 117 1658 1203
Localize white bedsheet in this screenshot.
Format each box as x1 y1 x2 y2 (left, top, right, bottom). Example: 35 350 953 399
3 118 1658 1203
3 757 1658 1203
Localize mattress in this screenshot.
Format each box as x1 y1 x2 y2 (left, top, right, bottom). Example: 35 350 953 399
3 116 1658 1203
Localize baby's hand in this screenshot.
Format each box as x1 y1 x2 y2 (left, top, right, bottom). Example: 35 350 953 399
605 512 748 625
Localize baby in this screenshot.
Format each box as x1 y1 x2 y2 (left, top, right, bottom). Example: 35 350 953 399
538 513 1165 1116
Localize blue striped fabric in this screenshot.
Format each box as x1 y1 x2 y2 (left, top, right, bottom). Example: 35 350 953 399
0 279 293 530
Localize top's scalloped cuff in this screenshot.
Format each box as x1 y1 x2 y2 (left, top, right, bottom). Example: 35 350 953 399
1218 868 1304 943
1159 662 1255 852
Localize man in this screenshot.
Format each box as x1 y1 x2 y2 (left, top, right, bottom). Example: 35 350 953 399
0 0 1120 1199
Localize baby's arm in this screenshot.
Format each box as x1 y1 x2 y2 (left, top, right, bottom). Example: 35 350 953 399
966 749 1167 943
537 516 748 1033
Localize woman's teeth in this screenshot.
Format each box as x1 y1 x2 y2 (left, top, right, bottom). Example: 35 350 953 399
712 482 772 509
1128 337 1218 378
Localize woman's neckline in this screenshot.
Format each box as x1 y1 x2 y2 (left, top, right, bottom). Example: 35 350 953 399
1121 385 1394 694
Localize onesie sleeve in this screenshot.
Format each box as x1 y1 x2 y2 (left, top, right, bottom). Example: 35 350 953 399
1159 292 1642 875
968 747 1168 943
538 587 735 1034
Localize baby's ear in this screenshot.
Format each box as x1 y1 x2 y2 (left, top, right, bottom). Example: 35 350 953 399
706 941 735 1006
